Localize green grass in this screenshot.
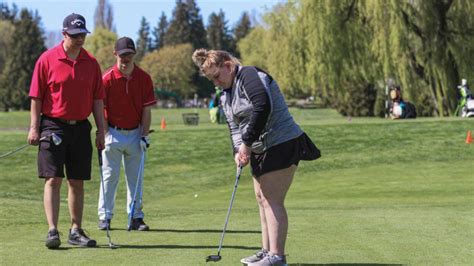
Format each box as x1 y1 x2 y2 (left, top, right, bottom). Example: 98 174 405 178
0 109 473 265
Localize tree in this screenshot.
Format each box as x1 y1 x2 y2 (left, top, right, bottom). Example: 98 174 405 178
135 16 151 63
164 0 191 46
366 0 474 116
94 0 115 32
0 2 17 21
83 27 117 71
186 0 207 48
0 20 15 74
232 11 252 57
151 12 168 51
140 43 196 98
0 9 46 111
206 10 233 51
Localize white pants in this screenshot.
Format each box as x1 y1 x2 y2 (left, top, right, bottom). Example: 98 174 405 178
98 127 145 220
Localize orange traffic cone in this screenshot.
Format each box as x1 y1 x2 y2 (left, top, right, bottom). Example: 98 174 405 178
466 130 472 144
161 117 167 130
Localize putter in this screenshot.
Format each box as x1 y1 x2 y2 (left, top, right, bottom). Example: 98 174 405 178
206 165 243 262
128 150 145 231
97 149 117 249
0 133 62 159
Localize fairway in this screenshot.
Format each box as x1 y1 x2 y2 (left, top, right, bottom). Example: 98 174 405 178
0 109 473 265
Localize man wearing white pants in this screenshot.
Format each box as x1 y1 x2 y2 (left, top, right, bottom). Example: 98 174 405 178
98 37 156 231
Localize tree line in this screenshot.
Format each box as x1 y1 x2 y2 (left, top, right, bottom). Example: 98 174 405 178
1 0 473 117
0 0 252 111
238 0 474 117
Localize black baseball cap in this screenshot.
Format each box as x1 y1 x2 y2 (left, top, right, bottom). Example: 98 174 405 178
115 37 136 55
62 13 90 35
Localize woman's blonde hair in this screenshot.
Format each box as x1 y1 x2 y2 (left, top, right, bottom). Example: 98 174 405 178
192 48 240 76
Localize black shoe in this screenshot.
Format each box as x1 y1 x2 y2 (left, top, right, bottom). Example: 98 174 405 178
130 218 150 231
45 228 61 249
98 219 111 230
68 228 97 247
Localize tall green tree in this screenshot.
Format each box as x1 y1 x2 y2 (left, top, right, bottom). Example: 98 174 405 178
84 27 117 71
135 16 151 63
186 0 207 48
151 12 168 51
206 10 233 51
232 11 252 57
0 20 15 75
1 3 17 21
0 9 46 111
367 0 474 116
94 0 115 31
164 0 191 46
140 43 196 97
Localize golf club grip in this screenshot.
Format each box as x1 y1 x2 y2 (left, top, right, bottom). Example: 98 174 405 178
98 149 102 166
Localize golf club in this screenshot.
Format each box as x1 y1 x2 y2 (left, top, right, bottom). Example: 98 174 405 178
128 150 145 231
0 133 62 159
97 149 117 249
206 165 243 262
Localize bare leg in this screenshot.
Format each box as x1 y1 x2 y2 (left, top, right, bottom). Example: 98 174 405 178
258 165 297 256
67 179 84 229
253 178 269 251
44 177 62 230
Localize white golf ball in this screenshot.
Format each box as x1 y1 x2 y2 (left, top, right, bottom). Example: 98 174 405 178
194 194 198 198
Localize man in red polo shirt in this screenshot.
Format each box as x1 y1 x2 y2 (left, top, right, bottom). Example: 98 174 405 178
98 37 156 231
28 13 105 249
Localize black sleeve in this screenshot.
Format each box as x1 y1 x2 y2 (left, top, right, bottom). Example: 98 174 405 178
240 67 271 146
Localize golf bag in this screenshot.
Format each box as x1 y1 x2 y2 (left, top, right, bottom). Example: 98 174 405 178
456 80 474 117
461 99 474 118
401 101 417 119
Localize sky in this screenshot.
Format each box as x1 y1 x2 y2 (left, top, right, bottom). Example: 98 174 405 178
5 0 281 40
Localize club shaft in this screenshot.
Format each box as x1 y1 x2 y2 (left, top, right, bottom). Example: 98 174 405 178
129 151 145 229
216 166 242 255
98 149 113 245
0 135 48 159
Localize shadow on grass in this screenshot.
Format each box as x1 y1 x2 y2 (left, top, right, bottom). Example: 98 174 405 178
111 228 261 234
113 244 260 250
288 263 403 266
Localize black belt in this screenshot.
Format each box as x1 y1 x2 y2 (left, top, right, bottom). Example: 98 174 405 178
108 122 139 131
43 115 86 125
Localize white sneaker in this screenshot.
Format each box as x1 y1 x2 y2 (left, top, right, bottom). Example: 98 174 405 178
240 249 268 264
247 253 287 266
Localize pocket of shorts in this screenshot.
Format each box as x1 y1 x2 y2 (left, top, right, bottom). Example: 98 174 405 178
39 135 60 151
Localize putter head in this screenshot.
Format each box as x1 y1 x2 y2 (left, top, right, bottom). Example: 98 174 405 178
206 255 221 262
109 242 117 249
51 133 62 146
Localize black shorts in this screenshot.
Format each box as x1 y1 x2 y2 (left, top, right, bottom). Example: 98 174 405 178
250 133 321 178
38 116 93 180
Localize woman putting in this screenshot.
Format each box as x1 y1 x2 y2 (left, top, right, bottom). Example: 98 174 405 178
192 49 320 266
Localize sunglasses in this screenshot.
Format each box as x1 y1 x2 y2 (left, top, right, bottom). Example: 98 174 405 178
119 52 135 57
67 33 87 39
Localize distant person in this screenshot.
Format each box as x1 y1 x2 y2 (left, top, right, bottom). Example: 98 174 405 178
389 86 416 119
192 49 321 266
209 86 222 123
98 37 156 231
28 13 105 249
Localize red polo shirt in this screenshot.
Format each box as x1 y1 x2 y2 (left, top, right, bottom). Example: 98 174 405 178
102 64 157 129
29 41 104 120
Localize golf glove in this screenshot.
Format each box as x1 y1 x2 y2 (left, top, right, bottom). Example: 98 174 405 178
140 136 150 151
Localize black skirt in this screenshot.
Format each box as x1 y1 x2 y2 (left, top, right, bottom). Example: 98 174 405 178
250 133 321 178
